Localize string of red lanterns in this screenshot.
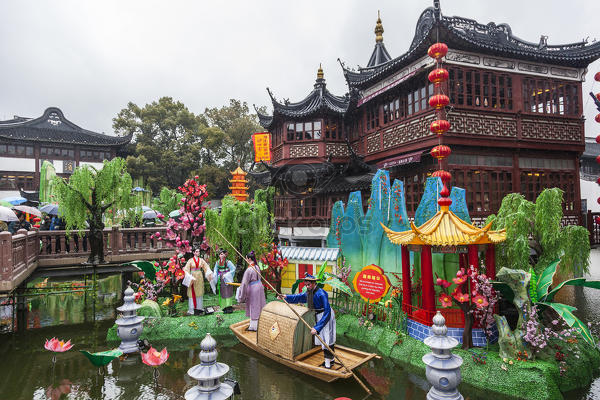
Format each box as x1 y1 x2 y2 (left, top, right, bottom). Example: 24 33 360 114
595 71 600 225
427 42 452 207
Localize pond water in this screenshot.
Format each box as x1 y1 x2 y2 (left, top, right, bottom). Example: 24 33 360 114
0 320 428 400
1 250 600 399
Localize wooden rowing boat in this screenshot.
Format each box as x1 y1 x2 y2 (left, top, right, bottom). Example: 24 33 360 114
230 318 379 383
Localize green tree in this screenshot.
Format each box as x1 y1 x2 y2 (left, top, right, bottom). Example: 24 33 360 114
113 97 203 193
488 188 590 277
152 187 184 217
203 99 262 170
52 158 135 264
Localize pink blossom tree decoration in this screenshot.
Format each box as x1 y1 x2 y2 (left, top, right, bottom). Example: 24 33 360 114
435 264 498 349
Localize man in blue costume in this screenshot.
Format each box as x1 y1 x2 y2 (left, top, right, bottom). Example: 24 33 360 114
279 273 337 369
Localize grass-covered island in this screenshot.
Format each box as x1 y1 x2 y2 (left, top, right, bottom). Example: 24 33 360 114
106 294 599 400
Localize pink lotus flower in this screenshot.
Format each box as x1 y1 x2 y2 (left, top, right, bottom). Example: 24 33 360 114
44 338 73 352
141 347 169 367
453 291 470 303
472 294 489 309
438 293 453 308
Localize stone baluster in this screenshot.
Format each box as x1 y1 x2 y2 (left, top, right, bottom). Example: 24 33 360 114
422 311 464 400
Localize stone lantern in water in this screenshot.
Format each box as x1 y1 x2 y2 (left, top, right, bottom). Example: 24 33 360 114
185 333 233 400
422 311 464 400
116 287 145 353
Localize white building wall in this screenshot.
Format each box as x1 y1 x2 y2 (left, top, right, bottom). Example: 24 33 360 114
79 161 104 170
0 156 35 172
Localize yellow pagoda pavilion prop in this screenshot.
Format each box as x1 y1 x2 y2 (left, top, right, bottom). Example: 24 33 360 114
382 41 506 328
229 166 249 202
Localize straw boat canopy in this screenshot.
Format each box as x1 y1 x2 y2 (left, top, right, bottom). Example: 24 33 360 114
257 302 316 361
381 206 506 246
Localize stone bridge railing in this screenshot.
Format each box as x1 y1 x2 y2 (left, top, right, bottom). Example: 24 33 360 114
0 226 172 293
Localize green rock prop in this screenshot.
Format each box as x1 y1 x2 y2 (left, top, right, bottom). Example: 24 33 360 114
137 299 162 318
494 267 530 359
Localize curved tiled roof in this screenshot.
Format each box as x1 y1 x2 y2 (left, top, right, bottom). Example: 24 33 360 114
0 107 132 146
257 76 349 129
381 207 506 246
343 7 600 90
269 79 349 118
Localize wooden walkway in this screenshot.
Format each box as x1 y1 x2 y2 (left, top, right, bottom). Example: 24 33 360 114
0 226 173 293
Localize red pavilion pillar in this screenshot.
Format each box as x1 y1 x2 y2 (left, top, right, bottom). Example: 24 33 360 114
485 244 496 280
421 245 436 318
468 245 478 271
401 245 412 314
459 252 467 270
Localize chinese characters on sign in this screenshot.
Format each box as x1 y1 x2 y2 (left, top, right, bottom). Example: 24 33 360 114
252 132 271 163
352 264 391 303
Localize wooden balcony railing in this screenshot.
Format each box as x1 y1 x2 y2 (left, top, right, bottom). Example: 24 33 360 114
1 226 172 293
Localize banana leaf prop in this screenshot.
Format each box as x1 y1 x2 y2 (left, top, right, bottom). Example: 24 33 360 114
123 260 159 282
536 259 560 301
80 349 123 367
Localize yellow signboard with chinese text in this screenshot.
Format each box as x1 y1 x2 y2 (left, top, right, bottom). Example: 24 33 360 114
252 132 271 163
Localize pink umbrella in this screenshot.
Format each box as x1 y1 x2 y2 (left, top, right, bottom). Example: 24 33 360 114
13 205 42 217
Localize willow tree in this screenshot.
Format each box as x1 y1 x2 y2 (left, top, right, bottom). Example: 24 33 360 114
52 158 135 264
487 188 590 277
205 194 272 281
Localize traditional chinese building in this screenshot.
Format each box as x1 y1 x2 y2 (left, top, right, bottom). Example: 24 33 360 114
255 2 600 246
0 107 132 200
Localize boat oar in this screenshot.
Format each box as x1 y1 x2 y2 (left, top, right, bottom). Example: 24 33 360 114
212 228 372 395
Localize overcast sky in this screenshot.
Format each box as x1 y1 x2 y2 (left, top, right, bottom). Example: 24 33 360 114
1 0 599 136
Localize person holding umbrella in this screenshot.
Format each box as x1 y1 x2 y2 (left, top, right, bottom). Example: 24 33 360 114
0 206 18 233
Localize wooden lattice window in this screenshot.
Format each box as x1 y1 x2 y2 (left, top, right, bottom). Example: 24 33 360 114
407 84 433 116
520 170 577 212
324 118 339 140
366 104 379 131
383 95 405 125
449 67 513 110
452 168 512 215
522 78 579 116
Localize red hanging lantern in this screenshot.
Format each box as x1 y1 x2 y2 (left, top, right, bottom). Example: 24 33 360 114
432 170 452 183
596 155 600 164
596 114 600 123
431 145 452 160
597 176 600 185
596 216 600 224
595 71 600 82
430 119 451 135
597 197 600 205
596 93 600 102
428 43 448 59
596 135 600 144
429 94 450 109
428 68 449 84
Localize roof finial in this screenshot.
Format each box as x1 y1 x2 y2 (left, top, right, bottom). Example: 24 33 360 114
433 0 441 21
375 11 384 43
317 63 324 80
